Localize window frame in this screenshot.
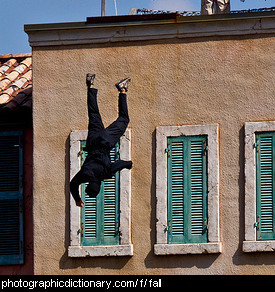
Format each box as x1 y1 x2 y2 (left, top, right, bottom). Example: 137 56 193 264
154 124 222 255
243 121 275 252
68 129 133 257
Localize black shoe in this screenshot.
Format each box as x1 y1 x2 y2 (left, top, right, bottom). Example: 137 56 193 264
115 77 131 92
86 73 96 87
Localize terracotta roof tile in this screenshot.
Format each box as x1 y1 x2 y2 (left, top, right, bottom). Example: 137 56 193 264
1 86 32 112
0 53 32 112
0 58 17 76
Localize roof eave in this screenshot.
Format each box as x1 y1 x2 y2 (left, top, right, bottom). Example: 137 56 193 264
24 10 275 32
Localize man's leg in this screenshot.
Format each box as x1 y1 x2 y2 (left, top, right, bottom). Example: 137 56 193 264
87 88 104 133
105 92 129 148
85 75 105 149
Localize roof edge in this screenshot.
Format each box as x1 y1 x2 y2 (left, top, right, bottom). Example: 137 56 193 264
24 12 275 48
0 53 32 59
24 10 275 32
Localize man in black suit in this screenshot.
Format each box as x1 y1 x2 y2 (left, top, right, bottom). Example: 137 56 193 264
70 74 132 207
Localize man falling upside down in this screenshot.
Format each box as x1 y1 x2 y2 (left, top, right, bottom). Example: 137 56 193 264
70 74 133 207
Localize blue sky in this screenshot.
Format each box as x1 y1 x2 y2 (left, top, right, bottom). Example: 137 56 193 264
1 0 275 55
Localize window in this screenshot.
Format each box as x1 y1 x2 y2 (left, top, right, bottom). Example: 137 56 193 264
255 132 275 241
243 121 275 252
154 124 221 255
68 130 133 257
0 131 24 265
167 136 208 244
80 141 120 246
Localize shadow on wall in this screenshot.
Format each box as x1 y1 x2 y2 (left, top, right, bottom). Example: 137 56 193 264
144 129 220 270
59 135 131 271
59 111 275 272
59 132 220 272
232 126 275 266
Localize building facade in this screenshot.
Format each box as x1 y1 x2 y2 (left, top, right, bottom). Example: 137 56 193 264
25 11 275 274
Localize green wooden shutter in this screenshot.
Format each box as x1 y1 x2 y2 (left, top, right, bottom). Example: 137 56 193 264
167 139 185 242
256 132 275 240
0 131 24 265
80 142 120 246
167 136 208 244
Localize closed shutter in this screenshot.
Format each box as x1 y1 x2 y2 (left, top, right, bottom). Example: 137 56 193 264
0 132 24 265
80 142 120 246
256 132 275 240
167 139 185 242
167 136 208 244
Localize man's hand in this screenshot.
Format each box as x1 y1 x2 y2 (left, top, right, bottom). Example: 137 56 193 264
76 200 84 207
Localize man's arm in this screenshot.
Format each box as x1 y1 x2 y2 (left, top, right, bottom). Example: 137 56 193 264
70 171 86 207
110 160 132 177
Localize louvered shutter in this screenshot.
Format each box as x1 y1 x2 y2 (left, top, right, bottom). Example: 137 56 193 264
167 139 185 243
256 133 275 240
80 142 120 246
167 136 208 244
0 132 24 265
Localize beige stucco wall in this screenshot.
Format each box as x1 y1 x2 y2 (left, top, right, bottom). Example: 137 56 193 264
31 23 275 274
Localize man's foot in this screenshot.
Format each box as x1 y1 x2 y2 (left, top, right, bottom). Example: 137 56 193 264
86 73 96 87
115 77 131 92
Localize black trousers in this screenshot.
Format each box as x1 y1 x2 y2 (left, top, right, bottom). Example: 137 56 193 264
86 88 129 150
70 88 131 202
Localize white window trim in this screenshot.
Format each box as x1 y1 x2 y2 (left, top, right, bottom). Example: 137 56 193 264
68 129 133 257
243 121 275 253
154 124 222 255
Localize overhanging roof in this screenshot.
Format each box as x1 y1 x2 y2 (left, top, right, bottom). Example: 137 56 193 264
24 10 275 48
0 54 32 117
